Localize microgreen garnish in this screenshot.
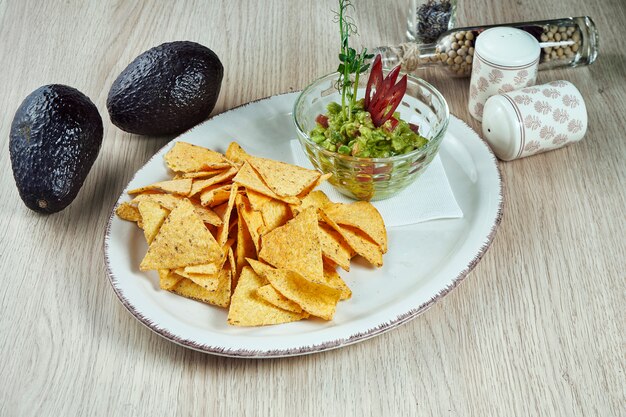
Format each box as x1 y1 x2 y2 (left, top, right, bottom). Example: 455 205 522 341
334 0 374 121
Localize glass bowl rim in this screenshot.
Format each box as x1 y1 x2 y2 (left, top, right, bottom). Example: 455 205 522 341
292 71 450 163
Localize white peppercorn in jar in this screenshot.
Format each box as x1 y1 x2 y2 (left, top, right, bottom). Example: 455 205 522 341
375 16 599 78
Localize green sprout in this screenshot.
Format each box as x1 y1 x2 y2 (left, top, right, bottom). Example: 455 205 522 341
334 0 374 121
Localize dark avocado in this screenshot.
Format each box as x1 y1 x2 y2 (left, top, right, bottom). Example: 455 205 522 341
10 84 103 214
107 41 223 136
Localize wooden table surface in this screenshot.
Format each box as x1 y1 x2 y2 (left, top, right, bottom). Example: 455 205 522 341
0 0 623 416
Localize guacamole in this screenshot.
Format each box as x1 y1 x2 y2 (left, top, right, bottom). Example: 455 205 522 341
310 100 428 158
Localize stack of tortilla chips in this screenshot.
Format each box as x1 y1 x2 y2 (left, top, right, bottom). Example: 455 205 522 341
116 141 387 326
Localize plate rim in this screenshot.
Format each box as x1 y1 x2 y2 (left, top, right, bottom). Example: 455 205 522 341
103 92 504 358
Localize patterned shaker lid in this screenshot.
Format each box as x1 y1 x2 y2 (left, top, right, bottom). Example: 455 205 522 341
475 27 540 66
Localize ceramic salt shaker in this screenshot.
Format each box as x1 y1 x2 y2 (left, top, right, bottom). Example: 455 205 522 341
468 27 541 121
482 80 587 161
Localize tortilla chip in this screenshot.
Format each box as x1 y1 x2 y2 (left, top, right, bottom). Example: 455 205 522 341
235 208 257 279
182 261 221 276
137 201 169 244
183 238 232 273
227 267 308 326
174 270 220 291
216 184 239 247
246 189 273 211
225 142 250 165
177 238 232 289
224 241 236 269
232 163 299 205
171 267 231 308
259 207 323 282
210 267 233 308
318 222 353 272
158 269 183 290
263 269 341 320
257 284 304 313
128 178 192 196
246 258 276 277
339 225 383 267
189 167 238 197
294 190 332 215
165 141 230 173
140 199 222 270
324 202 387 252
212 201 227 218
297 173 332 199
268 250 350 301
199 184 232 207
182 169 226 179
322 262 351 300
228 217 239 237
247 156 321 197
236 194 264 252
319 209 383 267
116 202 141 222
227 246 237 286
260 199 291 232
131 192 183 209
131 193 222 226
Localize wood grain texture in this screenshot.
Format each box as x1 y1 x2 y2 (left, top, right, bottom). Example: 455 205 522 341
0 0 623 416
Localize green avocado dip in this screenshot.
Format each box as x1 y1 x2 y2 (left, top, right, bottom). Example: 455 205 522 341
309 100 428 158
311 0 429 161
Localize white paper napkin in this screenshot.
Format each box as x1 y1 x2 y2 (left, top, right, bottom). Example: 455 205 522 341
290 140 463 227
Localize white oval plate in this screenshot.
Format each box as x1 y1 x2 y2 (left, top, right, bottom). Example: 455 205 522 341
104 93 503 358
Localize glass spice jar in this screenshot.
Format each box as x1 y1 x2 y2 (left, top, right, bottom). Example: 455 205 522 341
407 0 458 43
376 16 599 78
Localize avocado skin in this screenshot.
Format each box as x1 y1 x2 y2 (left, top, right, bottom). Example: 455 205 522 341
10 85 103 214
107 41 223 136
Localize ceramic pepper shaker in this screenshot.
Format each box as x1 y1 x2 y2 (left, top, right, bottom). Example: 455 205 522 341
468 27 541 121
482 80 587 160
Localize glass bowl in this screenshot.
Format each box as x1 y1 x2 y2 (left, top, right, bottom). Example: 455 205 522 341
293 72 450 201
